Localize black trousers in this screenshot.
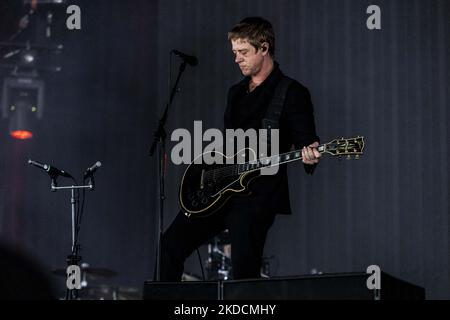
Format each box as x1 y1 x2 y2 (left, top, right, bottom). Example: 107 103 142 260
160 195 276 281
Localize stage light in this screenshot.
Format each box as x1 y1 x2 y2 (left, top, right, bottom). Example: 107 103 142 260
1 76 45 140
8 101 37 140
11 130 33 140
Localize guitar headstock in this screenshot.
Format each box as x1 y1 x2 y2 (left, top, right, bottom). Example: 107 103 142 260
322 136 365 159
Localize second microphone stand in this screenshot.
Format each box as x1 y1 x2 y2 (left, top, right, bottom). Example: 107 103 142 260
149 60 188 281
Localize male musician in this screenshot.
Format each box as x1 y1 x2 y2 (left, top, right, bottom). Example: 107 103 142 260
160 17 321 281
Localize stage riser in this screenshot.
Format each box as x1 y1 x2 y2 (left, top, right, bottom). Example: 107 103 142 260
143 272 425 300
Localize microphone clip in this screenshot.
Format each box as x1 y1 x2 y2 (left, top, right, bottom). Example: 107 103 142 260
85 175 95 191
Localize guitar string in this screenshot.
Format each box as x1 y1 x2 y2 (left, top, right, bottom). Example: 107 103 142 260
204 141 361 181
204 150 306 181
205 145 324 178
204 149 309 182
209 155 312 197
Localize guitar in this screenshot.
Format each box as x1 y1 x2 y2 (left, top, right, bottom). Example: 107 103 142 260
179 136 365 218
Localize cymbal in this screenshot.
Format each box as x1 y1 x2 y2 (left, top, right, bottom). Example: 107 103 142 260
182 272 201 281
52 267 117 278
80 285 141 300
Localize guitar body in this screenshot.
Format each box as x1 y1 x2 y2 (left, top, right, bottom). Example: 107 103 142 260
179 148 261 218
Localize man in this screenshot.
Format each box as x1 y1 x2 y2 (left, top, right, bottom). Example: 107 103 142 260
160 17 320 281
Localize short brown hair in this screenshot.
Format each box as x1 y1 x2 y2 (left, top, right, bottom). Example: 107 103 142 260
228 17 275 57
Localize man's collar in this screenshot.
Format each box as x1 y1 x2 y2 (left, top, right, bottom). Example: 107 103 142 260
240 61 282 88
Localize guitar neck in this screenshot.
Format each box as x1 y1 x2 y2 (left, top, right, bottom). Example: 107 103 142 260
236 145 326 174
209 136 363 177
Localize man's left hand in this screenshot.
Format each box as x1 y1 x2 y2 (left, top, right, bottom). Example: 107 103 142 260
302 142 321 165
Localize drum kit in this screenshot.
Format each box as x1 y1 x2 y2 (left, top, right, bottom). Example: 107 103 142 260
206 230 232 280
52 230 272 297
52 263 140 300
204 230 273 280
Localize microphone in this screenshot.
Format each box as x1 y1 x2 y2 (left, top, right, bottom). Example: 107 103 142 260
84 161 102 177
28 159 73 178
172 50 198 66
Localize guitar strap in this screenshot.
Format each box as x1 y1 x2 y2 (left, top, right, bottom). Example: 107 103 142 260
261 76 293 145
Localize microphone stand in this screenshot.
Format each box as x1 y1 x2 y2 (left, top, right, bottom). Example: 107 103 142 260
149 60 188 281
49 175 94 300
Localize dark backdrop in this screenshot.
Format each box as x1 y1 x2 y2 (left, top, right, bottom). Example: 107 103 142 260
0 0 448 299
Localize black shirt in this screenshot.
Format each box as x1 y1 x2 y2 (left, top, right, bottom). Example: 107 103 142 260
224 62 319 215
226 62 319 152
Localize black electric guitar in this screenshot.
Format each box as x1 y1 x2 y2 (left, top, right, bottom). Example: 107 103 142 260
179 136 365 218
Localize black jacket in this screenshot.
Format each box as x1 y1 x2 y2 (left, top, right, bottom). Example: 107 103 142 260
224 63 319 215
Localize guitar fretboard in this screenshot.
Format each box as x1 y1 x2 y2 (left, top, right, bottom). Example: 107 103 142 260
236 145 325 174
205 145 326 181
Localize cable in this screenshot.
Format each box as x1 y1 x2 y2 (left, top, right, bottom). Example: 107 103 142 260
72 176 87 254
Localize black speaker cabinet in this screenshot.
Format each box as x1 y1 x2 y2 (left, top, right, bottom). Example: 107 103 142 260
143 272 425 300
222 272 425 300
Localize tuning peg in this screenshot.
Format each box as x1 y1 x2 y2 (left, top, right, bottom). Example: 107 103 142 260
355 155 360 160
347 155 351 160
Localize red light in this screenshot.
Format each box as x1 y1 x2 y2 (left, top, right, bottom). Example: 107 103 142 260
11 130 33 140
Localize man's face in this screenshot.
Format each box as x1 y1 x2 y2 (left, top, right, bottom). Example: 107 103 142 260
231 38 265 77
